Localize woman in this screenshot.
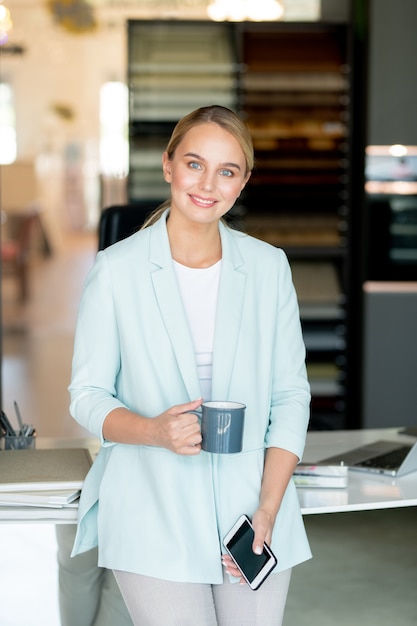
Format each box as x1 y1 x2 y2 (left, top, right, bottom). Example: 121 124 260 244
69 105 311 625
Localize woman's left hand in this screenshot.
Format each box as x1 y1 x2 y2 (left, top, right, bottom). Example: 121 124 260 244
221 508 275 585
251 507 274 554
221 553 246 584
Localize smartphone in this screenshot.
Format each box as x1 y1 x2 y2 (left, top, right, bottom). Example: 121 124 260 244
223 514 278 590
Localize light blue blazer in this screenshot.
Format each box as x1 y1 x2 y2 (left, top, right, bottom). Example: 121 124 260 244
69 211 312 582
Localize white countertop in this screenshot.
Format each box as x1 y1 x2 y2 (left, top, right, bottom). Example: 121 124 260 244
298 428 417 514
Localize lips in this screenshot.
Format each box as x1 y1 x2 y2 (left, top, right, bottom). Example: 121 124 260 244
189 194 217 208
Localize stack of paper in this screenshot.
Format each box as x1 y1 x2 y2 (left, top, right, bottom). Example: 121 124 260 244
0 490 81 508
293 463 348 488
0 448 93 510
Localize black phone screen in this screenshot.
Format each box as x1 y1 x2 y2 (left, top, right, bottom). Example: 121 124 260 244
226 519 270 582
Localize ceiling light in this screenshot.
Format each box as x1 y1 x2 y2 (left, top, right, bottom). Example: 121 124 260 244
0 3 13 45
389 144 408 158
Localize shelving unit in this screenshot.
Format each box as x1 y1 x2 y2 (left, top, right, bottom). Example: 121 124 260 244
127 18 366 430
237 23 352 429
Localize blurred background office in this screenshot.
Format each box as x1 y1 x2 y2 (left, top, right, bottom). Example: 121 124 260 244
0 1 416 625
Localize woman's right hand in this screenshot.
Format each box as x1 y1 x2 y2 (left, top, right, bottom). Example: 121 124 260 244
150 398 203 455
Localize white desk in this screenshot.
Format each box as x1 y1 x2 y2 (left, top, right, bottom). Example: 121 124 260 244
1 428 416 522
299 427 417 514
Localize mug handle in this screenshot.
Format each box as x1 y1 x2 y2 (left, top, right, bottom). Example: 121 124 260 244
187 410 231 434
186 410 202 420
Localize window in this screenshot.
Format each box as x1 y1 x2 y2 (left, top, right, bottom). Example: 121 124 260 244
0 82 16 164
99 81 128 177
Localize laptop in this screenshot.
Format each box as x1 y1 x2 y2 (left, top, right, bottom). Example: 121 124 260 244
318 439 417 477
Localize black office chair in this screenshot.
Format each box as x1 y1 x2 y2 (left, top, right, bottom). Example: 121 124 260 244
98 204 158 250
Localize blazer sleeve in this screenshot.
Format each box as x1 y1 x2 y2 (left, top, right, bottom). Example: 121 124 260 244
264 249 311 459
69 251 127 445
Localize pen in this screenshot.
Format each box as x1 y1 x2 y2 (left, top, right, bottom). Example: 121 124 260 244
14 401 24 435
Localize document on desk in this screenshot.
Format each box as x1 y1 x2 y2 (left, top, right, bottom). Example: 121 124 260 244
0 448 92 492
0 489 81 507
0 504 79 521
293 464 348 488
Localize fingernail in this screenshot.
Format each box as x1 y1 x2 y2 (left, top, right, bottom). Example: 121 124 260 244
254 546 262 555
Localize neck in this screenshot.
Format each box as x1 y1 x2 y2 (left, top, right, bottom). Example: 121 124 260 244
167 214 222 269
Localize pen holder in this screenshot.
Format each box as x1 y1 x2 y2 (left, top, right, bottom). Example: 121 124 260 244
0 434 36 450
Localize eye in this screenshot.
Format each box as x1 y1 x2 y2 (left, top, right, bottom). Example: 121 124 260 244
188 161 202 170
219 169 234 177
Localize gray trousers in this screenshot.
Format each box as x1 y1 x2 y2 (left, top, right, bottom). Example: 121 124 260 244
114 567 292 626
55 525 133 626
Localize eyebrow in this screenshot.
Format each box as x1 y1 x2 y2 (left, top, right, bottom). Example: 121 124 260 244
183 152 242 171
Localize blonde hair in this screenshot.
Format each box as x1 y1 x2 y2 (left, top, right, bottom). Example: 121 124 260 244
141 105 253 229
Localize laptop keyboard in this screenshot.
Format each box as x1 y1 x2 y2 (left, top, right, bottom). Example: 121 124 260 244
356 446 411 470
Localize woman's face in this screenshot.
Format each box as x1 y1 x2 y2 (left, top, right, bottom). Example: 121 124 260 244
162 122 250 226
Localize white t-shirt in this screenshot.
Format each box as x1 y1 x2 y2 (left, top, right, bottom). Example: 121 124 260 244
173 259 221 401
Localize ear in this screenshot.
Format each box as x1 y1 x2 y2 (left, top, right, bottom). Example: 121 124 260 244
162 152 172 183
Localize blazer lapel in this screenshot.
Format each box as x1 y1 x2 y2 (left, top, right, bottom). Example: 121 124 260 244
149 215 202 400
212 224 246 400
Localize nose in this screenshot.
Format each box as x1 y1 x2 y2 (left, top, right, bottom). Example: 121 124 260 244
199 169 215 192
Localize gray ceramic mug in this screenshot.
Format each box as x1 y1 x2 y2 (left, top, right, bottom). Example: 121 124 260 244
189 401 246 453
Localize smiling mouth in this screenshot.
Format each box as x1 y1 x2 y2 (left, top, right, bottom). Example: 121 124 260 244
189 194 217 207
